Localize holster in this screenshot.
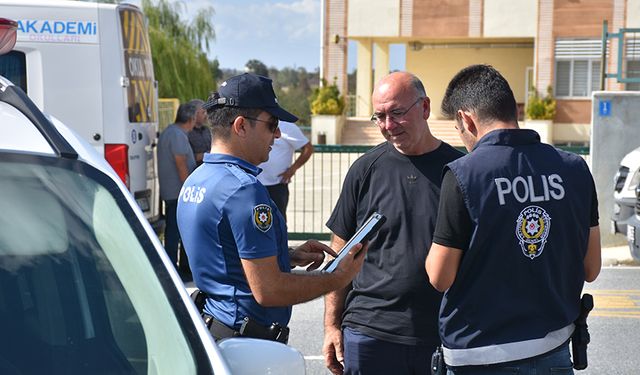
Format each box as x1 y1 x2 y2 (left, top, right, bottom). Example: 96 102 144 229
191 288 289 344
240 317 289 344
431 346 445 375
203 314 289 344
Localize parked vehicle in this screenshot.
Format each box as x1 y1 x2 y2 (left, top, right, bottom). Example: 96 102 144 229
0 17 304 374
624 185 640 262
0 0 162 231
612 146 640 236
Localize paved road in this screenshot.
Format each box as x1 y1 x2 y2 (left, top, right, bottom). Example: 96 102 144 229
287 266 640 375
582 267 640 374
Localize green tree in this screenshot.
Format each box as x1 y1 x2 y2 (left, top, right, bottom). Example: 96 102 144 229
272 67 316 124
245 59 269 77
309 79 345 116
142 0 217 101
526 86 556 120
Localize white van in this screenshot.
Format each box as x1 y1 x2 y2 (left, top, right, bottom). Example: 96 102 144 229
0 0 161 230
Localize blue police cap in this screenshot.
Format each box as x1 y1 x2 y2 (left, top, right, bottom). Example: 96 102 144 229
209 73 298 123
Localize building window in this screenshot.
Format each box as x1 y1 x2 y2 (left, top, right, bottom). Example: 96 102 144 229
626 40 640 91
555 39 602 98
626 60 640 90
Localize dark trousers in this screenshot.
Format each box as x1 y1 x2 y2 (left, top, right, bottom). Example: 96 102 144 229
266 183 289 221
164 199 191 276
343 326 433 375
163 199 179 266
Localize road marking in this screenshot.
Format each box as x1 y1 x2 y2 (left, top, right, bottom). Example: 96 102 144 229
584 289 640 319
304 355 324 361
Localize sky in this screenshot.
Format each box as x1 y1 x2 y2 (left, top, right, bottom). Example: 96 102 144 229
123 0 405 72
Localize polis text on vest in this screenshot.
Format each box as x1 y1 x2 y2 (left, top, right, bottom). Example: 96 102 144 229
494 174 565 206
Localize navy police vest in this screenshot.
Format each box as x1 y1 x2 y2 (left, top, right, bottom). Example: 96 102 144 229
441 129 593 365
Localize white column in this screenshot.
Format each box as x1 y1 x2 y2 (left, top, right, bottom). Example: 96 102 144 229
356 39 373 117
373 42 390 88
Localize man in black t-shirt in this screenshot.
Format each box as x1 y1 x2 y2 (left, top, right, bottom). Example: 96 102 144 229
425 65 601 373
323 71 463 375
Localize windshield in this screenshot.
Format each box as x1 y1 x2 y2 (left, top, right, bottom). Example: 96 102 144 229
0 156 200 374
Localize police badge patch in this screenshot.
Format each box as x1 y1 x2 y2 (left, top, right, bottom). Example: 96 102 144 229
515 205 551 259
253 204 273 232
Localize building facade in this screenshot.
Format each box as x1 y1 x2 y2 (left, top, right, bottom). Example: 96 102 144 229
321 0 640 144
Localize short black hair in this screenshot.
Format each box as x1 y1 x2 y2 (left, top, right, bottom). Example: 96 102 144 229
205 92 261 140
188 98 205 110
441 64 517 125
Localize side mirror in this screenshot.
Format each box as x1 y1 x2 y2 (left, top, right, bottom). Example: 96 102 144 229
217 338 305 374
0 18 18 55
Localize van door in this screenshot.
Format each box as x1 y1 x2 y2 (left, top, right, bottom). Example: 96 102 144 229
117 5 161 228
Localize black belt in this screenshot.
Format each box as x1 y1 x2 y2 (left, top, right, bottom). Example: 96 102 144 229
203 314 289 344
203 314 241 340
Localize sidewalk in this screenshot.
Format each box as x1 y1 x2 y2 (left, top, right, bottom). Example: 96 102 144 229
602 245 638 266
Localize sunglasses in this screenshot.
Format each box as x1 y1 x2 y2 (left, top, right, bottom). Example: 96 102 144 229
243 116 280 133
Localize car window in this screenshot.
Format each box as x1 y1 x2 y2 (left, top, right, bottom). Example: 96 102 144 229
0 50 27 93
0 158 199 374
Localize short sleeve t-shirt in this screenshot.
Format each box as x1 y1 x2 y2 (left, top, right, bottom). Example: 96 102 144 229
258 121 309 186
158 124 196 200
326 141 463 347
177 153 291 329
188 125 212 154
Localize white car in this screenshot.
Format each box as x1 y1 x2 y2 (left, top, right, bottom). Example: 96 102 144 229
624 188 640 262
612 147 640 236
0 17 304 375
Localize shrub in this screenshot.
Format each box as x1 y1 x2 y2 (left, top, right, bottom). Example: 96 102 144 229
526 86 556 120
309 79 345 115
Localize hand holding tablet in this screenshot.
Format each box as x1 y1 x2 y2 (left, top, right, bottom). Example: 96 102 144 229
322 212 386 273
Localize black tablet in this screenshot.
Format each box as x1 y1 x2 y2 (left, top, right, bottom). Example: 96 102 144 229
322 212 386 273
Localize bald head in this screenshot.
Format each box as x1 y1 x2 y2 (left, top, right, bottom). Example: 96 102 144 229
370 71 438 155
373 72 426 101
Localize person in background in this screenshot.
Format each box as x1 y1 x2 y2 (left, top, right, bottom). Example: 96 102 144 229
157 102 197 269
257 120 313 221
323 71 463 375
188 99 211 167
426 64 601 374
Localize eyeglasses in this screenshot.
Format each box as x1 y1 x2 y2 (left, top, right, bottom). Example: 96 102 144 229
243 116 280 133
370 97 424 125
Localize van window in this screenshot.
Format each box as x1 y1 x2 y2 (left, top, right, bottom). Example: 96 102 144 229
0 50 27 92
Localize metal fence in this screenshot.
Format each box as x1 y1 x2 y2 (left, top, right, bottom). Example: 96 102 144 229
158 98 179 131
286 144 590 240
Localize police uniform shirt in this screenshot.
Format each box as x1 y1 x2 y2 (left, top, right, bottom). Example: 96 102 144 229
327 141 463 347
177 153 291 330
432 129 599 366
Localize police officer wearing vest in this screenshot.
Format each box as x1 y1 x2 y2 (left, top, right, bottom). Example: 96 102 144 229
177 73 367 343
425 65 602 373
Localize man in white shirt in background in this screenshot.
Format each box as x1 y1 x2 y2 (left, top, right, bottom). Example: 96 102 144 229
258 121 314 221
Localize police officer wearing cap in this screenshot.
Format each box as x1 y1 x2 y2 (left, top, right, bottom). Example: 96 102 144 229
177 73 367 343
425 65 601 373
